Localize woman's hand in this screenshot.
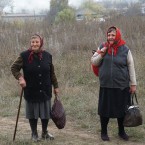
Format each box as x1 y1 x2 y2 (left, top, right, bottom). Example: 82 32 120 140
54 88 59 96
130 85 136 94
18 76 26 88
97 47 108 57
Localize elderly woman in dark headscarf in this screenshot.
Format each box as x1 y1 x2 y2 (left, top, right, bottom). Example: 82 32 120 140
91 26 136 141
11 34 59 142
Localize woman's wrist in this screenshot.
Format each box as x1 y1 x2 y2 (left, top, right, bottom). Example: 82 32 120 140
19 76 24 80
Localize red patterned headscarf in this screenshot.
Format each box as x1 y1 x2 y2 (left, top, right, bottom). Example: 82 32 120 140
28 34 44 63
104 26 126 56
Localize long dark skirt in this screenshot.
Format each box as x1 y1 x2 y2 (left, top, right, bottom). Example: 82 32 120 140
98 87 131 118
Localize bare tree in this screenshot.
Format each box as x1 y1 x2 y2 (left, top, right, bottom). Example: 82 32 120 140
48 0 68 23
126 3 141 16
0 0 12 13
138 0 145 3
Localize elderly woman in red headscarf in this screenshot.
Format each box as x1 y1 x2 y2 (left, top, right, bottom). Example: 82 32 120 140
11 34 59 142
91 26 136 141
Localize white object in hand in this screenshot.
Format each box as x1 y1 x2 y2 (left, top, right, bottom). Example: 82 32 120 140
101 47 107 52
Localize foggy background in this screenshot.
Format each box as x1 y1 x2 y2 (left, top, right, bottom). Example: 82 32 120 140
3 0 140 13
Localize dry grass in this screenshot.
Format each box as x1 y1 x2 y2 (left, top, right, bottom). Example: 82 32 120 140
0 15 145 144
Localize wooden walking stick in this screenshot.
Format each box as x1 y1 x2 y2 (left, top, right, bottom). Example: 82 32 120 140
13 88 23 141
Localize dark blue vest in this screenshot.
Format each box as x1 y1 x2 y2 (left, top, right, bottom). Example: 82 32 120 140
21 50 52 102
99 44 130 89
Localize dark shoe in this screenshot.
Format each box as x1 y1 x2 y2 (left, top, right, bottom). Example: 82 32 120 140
101 134 110 141
119 132 129 141
31 132 40 142
42 131 54 140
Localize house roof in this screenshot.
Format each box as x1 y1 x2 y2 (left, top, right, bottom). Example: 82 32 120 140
1 13 46 18
76 8 97 16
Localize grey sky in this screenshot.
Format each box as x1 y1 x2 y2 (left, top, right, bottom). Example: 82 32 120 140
4 0 85 13
4 0 139 13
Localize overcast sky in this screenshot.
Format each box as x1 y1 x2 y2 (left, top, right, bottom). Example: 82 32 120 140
4 0 138 13
4 0 86 13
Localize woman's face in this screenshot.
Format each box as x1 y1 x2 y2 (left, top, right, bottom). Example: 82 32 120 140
107 30 116 45
30 37 41 52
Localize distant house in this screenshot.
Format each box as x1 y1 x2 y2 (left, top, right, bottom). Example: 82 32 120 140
0 13 47 22
76 8 97 20
141 3 145 14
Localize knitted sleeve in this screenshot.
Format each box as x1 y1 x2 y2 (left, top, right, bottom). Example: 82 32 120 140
127 50 137 85
51 63 59 88
11 55 23 80
91 44 104 66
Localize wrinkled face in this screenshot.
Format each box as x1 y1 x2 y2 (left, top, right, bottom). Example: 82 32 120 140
107 30 116 45
30 37 41 52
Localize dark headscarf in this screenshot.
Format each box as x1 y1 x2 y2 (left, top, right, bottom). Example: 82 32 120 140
28 34 44 63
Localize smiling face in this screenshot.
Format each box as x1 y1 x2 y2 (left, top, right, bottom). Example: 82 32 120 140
107 30 116 45
30 36 41 52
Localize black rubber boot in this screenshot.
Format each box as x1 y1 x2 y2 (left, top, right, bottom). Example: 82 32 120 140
100 116 110 141
41 119 54 140
29 119 40 142
101 133 110 141
41 130 54 140
117 117 129 141
118 132 129 141
31 131 40 142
